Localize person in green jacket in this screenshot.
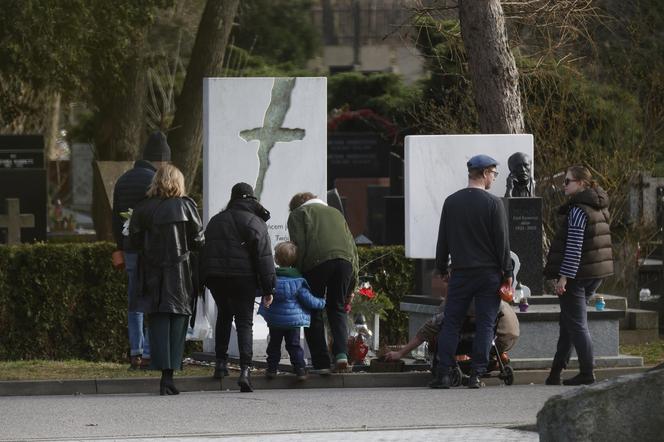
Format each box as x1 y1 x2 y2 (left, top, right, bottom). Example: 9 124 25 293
287 192 358 373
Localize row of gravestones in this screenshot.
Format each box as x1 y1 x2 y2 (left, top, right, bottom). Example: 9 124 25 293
1 79 543 299
0 135 95 245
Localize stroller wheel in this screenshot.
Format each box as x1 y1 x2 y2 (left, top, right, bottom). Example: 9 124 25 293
502 365 514 386
451 366 463 387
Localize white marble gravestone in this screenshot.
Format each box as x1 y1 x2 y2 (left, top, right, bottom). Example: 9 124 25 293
202 77 327 358
404 134 534 259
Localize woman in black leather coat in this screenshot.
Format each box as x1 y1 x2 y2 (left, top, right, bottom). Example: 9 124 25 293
129 164 204 395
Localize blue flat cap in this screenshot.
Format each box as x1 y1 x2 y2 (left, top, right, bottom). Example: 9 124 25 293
467 154 498 169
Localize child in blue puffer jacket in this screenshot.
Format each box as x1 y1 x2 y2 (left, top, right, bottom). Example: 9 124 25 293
258 241 325 380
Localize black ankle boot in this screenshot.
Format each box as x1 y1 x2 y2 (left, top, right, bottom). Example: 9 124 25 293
546 363 564 385
428 367 451 389
213 360 229 379
563 372 595 386
238 366 253 392
545 370 562 385
160 369 180 396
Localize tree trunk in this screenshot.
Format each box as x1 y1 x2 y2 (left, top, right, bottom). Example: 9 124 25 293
168 0 240 190
458 0 524 134
45 92 60 160
93 45 148 161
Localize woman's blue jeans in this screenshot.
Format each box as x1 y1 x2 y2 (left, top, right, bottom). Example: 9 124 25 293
552 278 602 375
125 252 150 358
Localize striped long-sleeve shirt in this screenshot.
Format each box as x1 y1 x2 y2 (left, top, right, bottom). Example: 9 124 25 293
559 206 588 278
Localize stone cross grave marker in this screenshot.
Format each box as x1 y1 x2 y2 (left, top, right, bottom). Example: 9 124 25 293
0 198 35 245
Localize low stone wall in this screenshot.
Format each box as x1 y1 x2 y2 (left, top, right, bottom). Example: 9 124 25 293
537 368 664 441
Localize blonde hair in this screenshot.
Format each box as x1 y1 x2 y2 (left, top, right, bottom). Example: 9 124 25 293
147 164 186 198
275 241 298 267
567 165 597 189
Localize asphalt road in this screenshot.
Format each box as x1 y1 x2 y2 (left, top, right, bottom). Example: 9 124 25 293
0 384 568 441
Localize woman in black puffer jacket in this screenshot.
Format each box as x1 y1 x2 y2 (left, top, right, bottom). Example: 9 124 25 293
201 182 276 392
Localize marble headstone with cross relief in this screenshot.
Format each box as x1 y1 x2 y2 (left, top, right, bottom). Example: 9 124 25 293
202 77 327 359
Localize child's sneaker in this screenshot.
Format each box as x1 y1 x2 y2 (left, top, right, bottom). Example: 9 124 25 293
334 354 350 373
294 367 307 381
265 369 277 379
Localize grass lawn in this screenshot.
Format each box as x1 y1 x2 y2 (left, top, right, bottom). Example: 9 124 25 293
0 360 215 381
1 338 662 381
620 337 664 366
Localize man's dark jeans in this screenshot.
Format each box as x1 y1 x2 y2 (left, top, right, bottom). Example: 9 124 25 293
436 269 502 375
304 259 354 369
207 276 257 368
266 327 305 371
552 278 602 375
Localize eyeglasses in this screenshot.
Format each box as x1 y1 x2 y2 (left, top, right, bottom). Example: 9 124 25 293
564 178 578 186
488 170 499 177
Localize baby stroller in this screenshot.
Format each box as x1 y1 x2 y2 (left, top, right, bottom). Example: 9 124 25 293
428 315 514 386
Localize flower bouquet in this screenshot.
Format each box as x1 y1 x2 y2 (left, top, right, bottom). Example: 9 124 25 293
346 281 393 320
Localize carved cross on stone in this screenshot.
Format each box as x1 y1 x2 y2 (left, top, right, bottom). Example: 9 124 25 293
240 77 305 200
0 198 35 245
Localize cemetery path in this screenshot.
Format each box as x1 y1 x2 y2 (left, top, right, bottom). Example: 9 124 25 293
0 385 561 441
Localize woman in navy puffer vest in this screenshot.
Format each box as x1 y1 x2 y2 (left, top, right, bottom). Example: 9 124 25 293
258 242 325 378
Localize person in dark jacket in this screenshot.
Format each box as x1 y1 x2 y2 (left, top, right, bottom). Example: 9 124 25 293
129 164 204 395
431 154 513 390
258 241 326 381
202 182 276 392
544 165 613 386
112 131 171 369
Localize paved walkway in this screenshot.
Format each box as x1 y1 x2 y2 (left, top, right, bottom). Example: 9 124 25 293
0 386 554 441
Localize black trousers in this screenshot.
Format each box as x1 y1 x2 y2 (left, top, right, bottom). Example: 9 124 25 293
303 259 354 369
207 276 257 368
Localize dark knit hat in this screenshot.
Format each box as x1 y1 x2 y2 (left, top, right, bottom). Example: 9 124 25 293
142 131 171 162
231 182 255 200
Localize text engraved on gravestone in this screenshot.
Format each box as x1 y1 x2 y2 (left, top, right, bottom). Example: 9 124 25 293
504 197 543 295
239 78 305 200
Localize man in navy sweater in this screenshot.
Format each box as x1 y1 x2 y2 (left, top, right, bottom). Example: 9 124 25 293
112 131 171 369
431 154 513 389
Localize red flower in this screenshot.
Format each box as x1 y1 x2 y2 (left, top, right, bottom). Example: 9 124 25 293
358 282 376 299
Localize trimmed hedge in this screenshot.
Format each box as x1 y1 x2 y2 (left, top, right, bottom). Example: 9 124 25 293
0 243 415 361
0 243 126 361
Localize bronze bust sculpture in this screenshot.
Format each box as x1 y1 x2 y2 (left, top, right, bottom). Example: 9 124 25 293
505 152 535 197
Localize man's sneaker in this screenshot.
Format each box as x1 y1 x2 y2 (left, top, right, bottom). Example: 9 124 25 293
265 369 277 380
294 367 307 381
467 371 483 389
309 367 332 376
563 373 595 386
428 368 451 389
334 354 350 373
129 356 142 371
139 357 151 370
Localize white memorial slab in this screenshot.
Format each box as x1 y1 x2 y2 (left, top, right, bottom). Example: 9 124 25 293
405 134 534 259
202 77 327 358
